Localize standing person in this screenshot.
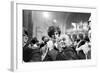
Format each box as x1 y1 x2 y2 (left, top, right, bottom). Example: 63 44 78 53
46 26 61 61
76 34 91 59
23 30 29 47
23 30 32 62
40 36 50 61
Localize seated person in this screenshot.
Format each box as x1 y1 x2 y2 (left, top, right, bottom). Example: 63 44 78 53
56 34 78 60
30 37 42 62
23 36 41 62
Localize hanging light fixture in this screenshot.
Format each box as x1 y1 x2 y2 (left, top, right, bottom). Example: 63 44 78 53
42 12 50 19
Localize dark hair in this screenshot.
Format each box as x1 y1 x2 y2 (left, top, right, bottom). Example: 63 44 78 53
42 36 49 43
84 34 90 42
79 34 84 40
48 26 61 38
23 30 28 36
77 40 86 48
72 34 77 41
31 37 39 44
42 36 46 41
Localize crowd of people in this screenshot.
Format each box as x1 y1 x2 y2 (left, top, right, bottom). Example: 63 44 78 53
23 25 91 62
